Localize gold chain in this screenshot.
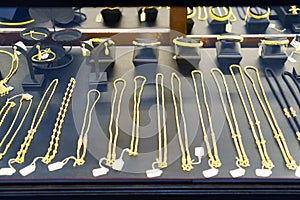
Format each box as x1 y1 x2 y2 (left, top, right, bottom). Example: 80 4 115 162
244 66 297 170
0 94 32 160
211 68 250 168
191 70 221 169
74 89 101 166
106 78 126 166
0 101 16 127
14 79 59 164
129 76 146 156
155 73 168 169
0 47 19 97
42 77 76 164
229 65 274 170
171 73 193 171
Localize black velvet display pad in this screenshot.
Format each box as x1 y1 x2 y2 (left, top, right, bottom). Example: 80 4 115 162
275 6 300 33
174 38 201 75
1 46 300 185
186 18 194 34
245 18 270 33
101 8 122 25
216 40 242 72
137 7 158 23
207 18 228 34
261 44 288 66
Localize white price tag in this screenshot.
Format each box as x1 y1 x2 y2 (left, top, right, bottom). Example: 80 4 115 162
140 12 146 22
268 23 276 28
92 167 109 177
229 168 245 178
295 166 300 177
95 13 102 23
7 86 14 91
226 23 232 33
258 45 262 57
19 164 36 176
0 168 16 176
195 147 204 157
146 168 163 178
202 168 219 178
255 168 272 177
14 41 27 55
112 159 124 171
41 53 49 59
290 37 297 48
288 56 297 62
48 161 64 172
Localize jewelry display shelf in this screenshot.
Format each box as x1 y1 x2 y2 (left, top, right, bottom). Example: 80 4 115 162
0 45 300 198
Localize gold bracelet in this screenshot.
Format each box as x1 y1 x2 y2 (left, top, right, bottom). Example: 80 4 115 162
42 77 76 164
229 65 274 171
247 7 270 20
209 6 233 22
244 66 298 170
261 39 289 46
0 93 33 160
14 79 59 164
31 45 56 63
132 40 161 47
0 19 35 26
106 78 126 166
211 68 250 169
22 30 48 41
217 35 244 42
289 5 300 15
191 70 221 170
0 47 19 97
173 37 203 48
104 7 120 10
129 76 147 156
187 7 196 19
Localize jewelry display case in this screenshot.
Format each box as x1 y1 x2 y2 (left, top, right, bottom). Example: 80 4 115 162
0 4 300 200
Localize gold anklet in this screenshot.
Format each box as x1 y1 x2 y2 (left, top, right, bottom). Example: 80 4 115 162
230 65 274 172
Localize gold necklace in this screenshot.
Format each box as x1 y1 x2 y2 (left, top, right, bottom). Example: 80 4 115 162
19 78 76 176
244 66 298 171
111 76 146 172
191 70 221 177
129 76 146 156
48 89 101 172
171 73 204 172
106 78 126 166
230 65 274 175
0 93 33 160
0 101 16 127
146 73 168 178
93 79 126 176
0 79 58 176
211 68 249 177
0 47 19 97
